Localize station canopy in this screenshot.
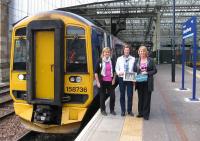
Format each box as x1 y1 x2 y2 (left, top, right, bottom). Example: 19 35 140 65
58 0 200 47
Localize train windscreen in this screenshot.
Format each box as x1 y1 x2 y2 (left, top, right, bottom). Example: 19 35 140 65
13 39 26 70
66 26 87 73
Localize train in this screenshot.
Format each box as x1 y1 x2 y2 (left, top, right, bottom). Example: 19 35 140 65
10 10 125 133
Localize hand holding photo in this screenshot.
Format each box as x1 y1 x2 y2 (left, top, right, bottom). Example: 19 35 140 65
123 72 136 82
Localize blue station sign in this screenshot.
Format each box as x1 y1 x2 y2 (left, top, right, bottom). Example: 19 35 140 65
181 16 199 101
182 16 196 39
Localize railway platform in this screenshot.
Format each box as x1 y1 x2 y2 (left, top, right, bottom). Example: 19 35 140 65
75 64 200 141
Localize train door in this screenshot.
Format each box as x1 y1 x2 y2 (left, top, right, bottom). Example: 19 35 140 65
27 20 64 106
35 31 54 100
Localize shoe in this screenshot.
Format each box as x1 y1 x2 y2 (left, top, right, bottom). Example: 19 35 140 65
101 111 107 116
110 111 116 115
144 117 149 120
121 112 125 117
136 114 143 118
128 112 134 116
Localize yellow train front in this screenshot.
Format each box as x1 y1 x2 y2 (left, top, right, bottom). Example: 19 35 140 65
9 10 111 133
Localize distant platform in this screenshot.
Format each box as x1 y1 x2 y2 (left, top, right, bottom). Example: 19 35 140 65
76 64 200 141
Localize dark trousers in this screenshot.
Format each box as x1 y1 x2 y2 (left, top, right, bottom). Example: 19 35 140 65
137 82 152 118
99 81 115 112
118 77 133 113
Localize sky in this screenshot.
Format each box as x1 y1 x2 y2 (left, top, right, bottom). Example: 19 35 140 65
7 0 113 32
8 0 113 25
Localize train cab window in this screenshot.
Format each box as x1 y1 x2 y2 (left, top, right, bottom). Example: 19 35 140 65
66 26 87 73
67 26 85 36
13 39 26 70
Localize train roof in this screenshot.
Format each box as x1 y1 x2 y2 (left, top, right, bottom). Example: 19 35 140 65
14 10 102 29
50 10 96 26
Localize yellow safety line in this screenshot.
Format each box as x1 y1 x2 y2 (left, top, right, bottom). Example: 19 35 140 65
119 90 143 141
177 64 200 78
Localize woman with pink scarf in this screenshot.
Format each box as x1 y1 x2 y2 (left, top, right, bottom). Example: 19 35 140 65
134 46 157 120
95 47 116 116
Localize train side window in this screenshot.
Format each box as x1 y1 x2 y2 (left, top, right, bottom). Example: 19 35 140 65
91 28 106 71
66 26 87 73
13 39 26 70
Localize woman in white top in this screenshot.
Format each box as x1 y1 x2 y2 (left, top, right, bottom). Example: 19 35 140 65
115 45 135 116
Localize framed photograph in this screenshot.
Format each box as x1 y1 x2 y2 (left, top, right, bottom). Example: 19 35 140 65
123 72 136 82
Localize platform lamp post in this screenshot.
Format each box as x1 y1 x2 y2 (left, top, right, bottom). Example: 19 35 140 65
180 39 187 90
171 0 176 82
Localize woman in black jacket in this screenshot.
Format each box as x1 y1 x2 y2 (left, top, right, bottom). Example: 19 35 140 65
133 46 157 120
95 47 116 116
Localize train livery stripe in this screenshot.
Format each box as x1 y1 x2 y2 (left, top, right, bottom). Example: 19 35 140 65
120 91 143 141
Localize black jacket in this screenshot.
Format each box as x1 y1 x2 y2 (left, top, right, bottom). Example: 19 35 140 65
94 58 116 82
133 57 157 92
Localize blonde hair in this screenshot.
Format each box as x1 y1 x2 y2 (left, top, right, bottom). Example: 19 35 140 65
138 45 148 57
101 47 111 58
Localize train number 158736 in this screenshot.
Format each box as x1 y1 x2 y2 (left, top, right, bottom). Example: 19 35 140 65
66 86 87 92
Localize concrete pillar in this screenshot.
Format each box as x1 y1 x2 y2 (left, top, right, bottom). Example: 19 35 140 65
0 0 9 82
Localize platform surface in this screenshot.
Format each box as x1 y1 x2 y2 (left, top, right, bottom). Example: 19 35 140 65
75 64 200 141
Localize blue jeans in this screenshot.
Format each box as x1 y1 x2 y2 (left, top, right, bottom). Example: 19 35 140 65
118 77 133 113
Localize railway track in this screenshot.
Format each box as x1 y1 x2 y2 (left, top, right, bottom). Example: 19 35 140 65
0 110 15 120
0 114 29 141
0 82 12 104
0 101 15 125
0 83 31 141
0 83 14 120
16 131 35 141
0 82 9 92
16 131 77 141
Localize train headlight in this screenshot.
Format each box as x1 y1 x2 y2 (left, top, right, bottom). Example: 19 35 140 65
76 76 82 83
18 74 25 80
69 76 82 83
69 76 75 82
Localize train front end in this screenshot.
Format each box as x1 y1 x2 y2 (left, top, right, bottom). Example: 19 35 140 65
9 11 94 133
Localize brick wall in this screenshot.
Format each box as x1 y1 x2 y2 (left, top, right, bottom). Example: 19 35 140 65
0 0 9 82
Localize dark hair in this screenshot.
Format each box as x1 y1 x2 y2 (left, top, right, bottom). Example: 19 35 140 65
123 44 131 50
